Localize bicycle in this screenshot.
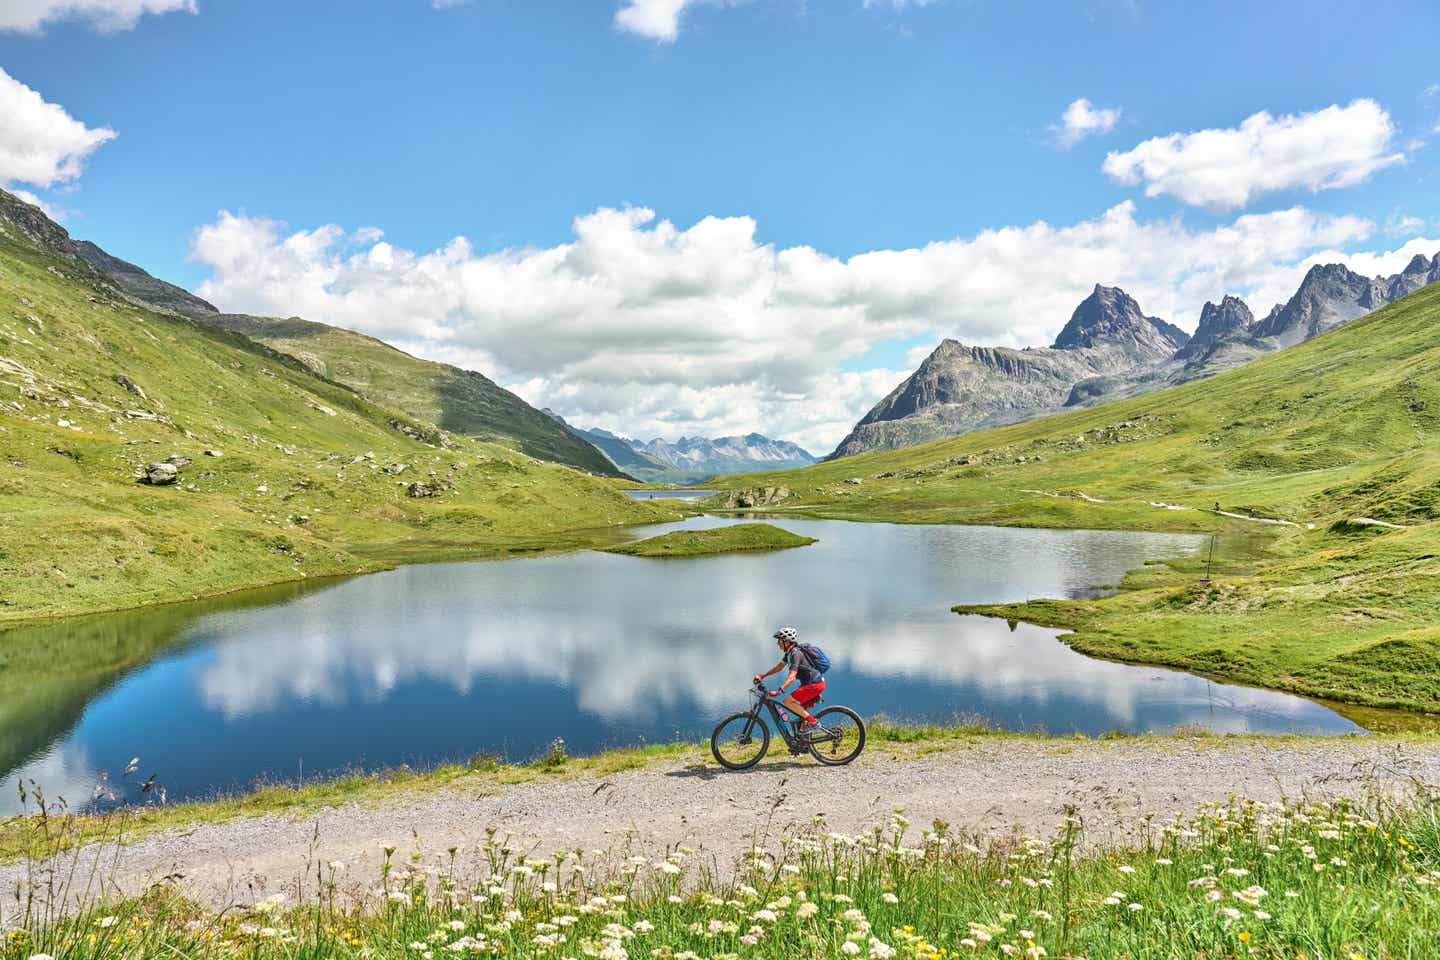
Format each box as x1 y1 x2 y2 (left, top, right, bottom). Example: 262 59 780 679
710 679 866 770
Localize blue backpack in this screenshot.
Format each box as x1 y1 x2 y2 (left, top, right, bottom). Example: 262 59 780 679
798 642 831 675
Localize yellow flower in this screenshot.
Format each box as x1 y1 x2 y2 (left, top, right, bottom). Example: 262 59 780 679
1238 932 1251 943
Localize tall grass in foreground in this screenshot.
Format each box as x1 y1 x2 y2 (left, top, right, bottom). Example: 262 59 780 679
4 791 1440 959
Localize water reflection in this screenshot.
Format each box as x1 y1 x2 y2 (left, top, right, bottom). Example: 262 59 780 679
1 517 1362 809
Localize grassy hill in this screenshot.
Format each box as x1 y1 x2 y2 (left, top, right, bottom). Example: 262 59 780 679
716 284 1440 714
203 314 624 477
603 522 815 557
0 198 675 624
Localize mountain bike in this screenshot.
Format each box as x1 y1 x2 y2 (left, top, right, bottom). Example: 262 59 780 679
710 679 865 770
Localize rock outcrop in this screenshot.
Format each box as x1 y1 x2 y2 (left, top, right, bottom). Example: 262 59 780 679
716 486 791 509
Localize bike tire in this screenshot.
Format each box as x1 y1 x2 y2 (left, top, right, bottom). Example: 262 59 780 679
711 712 770 770
807 706 866 766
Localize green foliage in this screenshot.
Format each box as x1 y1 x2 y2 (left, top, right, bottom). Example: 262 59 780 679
604 522 817 557
717 285 1440 714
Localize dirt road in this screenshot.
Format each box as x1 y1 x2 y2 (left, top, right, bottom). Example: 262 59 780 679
3 737 1435 920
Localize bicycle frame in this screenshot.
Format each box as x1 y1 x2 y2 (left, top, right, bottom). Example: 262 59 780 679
741 683 814 753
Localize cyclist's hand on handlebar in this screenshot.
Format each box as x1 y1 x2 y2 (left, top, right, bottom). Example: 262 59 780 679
753 674 763 685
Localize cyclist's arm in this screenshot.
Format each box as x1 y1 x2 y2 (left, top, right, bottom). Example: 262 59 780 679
757 660 786 679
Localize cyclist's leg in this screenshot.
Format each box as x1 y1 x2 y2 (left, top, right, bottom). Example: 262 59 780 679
787 681 825 723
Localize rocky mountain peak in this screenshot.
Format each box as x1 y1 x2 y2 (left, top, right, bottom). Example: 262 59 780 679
1174 295 1255 361
1051 284 1188 358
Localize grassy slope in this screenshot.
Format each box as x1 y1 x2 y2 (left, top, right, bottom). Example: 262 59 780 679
0 217 676 625
603 522 816 557
203 313 624 477
716 284 1440 712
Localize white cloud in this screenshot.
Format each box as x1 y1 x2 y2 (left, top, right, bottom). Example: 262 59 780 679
0 0 195 33
1386 213 1427 236
1103 99 1405 210
614 0 703 41
1052 98 1121 148
191 201 1386 453
0 67 115 191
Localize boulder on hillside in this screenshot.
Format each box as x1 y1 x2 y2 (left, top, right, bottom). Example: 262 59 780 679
140 461 179 485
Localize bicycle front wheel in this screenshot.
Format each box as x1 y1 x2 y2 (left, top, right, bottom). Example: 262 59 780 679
711 712 770 770
807 706 865 766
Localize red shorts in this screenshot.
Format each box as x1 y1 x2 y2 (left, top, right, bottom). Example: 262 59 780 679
792 680 826 708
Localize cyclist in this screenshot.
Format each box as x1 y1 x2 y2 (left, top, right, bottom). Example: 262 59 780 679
755 627 824 735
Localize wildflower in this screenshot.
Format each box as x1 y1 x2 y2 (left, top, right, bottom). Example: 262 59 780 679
634 921 654 935
660 862 682 875
751 910 778 923
882 893 899 905
1238 932 1252 943
668 896 683 904
1019 930 1035 940
1155 858 1172 866
1117 865 1136 875
869 937 897 959
1254 911 1271 920
797 902 819 919
448 921 467 931
96 917 118 928
1024 947 1046 959
1127 903 1143 912
1102 896 1121 906
842 942 862 956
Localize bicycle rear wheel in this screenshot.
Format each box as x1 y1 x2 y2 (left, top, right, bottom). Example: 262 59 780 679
711 712 770 770
807 706 865 765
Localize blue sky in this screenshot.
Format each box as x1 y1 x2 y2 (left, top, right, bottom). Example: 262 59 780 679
2 0 1439 451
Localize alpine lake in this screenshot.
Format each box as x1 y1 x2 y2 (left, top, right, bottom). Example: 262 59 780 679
1 500 1394 811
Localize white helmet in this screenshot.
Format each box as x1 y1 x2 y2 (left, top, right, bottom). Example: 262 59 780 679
772 627 798 643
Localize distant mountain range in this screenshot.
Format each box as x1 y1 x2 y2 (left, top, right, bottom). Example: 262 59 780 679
829 253 1440 459
544 412 816 484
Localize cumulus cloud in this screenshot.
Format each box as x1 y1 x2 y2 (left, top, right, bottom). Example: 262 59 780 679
0 67 115 192
0 0 195 33
1103 99 1405 210
614 0 704 41
190 201 1390 453
1052 98 1121 148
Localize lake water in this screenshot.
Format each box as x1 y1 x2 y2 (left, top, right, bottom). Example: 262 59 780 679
0 516 1363 811
623 489 715 500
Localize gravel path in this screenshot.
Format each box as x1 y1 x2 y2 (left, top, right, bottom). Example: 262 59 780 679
4 738 1436 920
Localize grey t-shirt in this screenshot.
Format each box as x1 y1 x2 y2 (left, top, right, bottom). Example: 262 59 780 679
789 645 819 686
